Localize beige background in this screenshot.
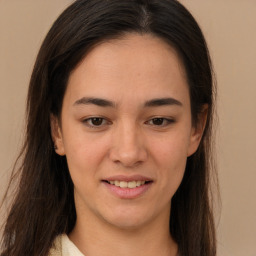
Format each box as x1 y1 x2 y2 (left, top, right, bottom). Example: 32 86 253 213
0 1 255 255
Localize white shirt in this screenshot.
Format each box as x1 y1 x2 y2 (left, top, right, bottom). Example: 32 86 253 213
49 234 84 256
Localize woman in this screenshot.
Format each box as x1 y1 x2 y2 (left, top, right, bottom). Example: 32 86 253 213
0 0 218 255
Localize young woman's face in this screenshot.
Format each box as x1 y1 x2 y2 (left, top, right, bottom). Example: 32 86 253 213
53 34 203 230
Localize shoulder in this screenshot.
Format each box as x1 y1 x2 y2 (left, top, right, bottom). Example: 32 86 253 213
48 235 62 256
48 233 84 256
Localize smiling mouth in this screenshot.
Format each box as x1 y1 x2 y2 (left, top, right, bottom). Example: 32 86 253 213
103 180 152 189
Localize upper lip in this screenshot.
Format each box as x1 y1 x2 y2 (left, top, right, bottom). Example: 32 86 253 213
102 175 153 182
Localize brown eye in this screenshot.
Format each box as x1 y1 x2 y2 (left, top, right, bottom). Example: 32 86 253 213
90 117 104 126
146 117 175 127
82 117 109 128
152 118 164 125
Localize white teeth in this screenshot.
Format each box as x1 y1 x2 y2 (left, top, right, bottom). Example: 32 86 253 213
120 181 127 188
108 180 148 188
128 181 137 188
136 181 142 187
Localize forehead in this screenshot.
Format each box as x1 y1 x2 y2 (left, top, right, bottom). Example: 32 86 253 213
65 33 189 107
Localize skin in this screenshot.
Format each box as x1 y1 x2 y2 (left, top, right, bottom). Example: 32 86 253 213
51 33 206 256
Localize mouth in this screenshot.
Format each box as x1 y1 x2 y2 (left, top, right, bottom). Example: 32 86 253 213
103 180 152 189
101 175 153 199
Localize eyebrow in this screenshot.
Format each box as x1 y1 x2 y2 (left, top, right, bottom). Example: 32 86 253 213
73 97 115 107
73 97 182 108
144 97 183 107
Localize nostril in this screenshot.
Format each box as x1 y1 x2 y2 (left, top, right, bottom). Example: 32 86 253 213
109 138 148 167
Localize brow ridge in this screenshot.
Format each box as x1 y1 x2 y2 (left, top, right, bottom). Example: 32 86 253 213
73 97 182 108
144 97 182 107
73 97 115 107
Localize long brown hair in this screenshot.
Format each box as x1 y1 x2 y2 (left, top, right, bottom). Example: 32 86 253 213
1 0 218 255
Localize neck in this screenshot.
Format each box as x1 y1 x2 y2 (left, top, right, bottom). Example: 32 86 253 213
69 206 178 256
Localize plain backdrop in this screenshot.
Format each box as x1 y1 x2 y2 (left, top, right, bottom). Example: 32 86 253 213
0 1 255 255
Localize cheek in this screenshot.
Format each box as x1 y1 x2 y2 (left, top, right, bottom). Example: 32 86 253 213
62 127 111 179
150 130 190 166
149 131 190 190
63 136 107 202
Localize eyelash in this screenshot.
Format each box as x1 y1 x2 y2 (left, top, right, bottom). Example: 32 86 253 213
82 117 111 128
145 117 175 126
82 117 175 129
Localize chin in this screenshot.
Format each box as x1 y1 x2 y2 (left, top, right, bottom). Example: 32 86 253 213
101 205 157 230
107 217 149 231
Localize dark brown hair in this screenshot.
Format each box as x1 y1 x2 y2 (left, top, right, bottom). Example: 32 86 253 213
1 0 218 255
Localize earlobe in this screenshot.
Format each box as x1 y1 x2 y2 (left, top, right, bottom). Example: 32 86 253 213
50 114 66 156
187 104 208 157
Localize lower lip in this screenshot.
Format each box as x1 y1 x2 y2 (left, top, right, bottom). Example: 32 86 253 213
102 182 152 199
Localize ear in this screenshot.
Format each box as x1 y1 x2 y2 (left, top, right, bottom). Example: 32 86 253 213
187 104 208 157
50 114 66 156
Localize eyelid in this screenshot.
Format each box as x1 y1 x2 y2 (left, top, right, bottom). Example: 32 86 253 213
81 116 175 129
145 117 175 126
82 116 112 128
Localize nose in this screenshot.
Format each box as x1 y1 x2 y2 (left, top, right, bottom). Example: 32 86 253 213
109 122 148 168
